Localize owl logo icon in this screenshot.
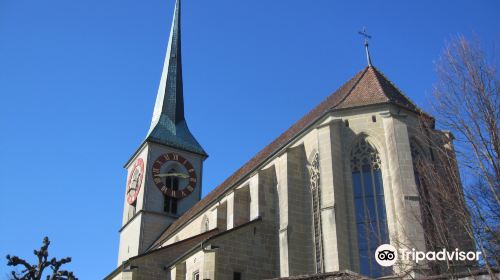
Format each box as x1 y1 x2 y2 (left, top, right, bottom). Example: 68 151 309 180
375 244 398 267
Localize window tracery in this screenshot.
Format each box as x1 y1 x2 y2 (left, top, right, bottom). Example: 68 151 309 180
350 138 389 278
308 152 324 273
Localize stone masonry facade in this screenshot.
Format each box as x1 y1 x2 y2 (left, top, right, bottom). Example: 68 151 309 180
107 95 471 279
106 1 473 278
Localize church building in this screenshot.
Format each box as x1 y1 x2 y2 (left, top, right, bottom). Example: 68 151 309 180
105 1 472 279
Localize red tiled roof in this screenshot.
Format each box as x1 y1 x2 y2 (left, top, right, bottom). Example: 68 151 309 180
148 66 424 249
105 229 220 279
335 66 419 111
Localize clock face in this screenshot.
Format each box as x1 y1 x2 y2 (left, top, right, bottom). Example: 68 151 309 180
127 158 145 205
152 153 197 199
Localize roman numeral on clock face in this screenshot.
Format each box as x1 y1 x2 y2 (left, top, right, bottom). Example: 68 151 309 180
152 153 197 199
127 158 144 205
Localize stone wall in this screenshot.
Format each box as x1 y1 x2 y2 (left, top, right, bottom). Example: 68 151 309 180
113 103 467 280
212 220 279 280
287 145 315 275
107 229 218 280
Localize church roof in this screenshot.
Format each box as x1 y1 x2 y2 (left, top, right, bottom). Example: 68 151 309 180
146 0 207 156
149 65 426 248
104 228 220 280
334 66 420 111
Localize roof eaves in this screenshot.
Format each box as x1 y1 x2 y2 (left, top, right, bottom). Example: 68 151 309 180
164 217 262 270
131 228 219 261
371 66 421 112
103 261 130 280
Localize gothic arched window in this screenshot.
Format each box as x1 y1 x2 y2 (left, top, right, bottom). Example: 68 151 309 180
351 138 390 278
163 168 179 215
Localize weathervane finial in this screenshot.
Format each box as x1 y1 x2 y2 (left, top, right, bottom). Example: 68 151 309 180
358 27 373 66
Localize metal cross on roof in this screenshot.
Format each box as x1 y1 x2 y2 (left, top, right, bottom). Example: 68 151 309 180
358 27 373 66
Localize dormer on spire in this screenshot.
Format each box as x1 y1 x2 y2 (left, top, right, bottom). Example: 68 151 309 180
146 0 207 157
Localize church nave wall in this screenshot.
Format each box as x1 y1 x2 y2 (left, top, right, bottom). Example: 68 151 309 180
159 173 259 248
276 145 315 277
160 211 214 247
213 220 279 280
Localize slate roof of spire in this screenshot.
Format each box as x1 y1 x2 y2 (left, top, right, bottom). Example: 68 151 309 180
148 65 428 249
146 0 207 156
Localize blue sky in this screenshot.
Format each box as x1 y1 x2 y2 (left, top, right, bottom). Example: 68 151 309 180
0 0 498 278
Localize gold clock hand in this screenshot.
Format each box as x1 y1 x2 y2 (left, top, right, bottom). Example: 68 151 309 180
154 173 189 179
127 187 136 193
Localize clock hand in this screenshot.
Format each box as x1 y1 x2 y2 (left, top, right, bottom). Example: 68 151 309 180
127 187 136 193
154 173 189 179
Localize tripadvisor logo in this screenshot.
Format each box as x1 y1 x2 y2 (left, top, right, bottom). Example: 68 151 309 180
374 244 482 267
375 244 398 267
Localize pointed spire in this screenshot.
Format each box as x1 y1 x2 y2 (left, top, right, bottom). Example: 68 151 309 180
151 0 183 127
146 0 207 156
358 27 373 66
364 40 373 67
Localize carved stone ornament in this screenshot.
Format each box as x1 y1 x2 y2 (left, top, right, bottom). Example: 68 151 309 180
308 153 320 191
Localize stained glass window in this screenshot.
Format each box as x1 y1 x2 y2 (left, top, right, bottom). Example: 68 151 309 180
351 138 390 278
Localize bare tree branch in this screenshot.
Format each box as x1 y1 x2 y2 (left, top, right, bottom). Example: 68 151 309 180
6 237 77 280
428 35 499 277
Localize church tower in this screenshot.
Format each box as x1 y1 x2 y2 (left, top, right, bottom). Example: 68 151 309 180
117 0 207 265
